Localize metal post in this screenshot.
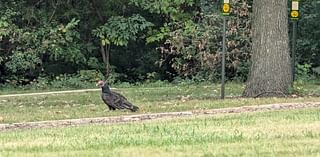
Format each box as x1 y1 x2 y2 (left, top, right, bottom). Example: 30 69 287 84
221 16 226 99
291 21 297 83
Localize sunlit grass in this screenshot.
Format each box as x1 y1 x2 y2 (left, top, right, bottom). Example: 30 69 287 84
0 82 320 123
0 109 319 156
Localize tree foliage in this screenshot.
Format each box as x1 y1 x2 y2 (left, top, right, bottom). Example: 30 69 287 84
0 0 318 85
93 14 153 47
296 0 320 68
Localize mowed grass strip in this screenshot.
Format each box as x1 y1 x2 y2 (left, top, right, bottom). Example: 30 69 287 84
0 83 320 123
0 109 320 157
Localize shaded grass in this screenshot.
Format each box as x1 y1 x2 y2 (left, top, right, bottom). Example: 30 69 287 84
0 109 320 156
294 81 320 96
0 82 320 123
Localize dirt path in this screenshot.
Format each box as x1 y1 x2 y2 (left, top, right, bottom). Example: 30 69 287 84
1 102 320 131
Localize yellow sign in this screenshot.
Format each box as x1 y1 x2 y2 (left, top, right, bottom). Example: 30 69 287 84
291 10 299 18
222 3 230 14
291 0 299 20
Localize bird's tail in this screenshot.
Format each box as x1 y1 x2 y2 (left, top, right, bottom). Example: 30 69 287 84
121 102 139 112
131 105 139 112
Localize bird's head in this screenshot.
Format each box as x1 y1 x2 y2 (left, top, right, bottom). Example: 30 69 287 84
96 80 106 88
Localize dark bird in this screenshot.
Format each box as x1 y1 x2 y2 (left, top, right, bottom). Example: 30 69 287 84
96 80 139 112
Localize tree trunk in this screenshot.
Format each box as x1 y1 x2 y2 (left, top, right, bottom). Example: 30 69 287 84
243 0 292 97
89 0 105 22
90 0 110 78
100 44 111 77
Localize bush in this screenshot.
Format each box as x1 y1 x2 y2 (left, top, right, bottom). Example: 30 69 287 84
50 70 105 89
296 63 312 81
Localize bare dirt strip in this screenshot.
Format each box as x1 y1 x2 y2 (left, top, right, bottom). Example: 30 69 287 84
1 102 320 131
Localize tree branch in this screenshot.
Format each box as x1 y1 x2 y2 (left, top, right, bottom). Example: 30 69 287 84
89 0 105 22
48 1 58 22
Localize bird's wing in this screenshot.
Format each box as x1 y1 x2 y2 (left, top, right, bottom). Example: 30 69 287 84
102 91 138 111
112 91 128 100
112 93 139 111
101 93 118 108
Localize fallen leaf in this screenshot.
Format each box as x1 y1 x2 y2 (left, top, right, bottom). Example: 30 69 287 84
37 101 45 105
90 108 97 111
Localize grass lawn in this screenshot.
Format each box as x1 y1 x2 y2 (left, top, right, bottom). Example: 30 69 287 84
0 108 319 157
0 82 320 123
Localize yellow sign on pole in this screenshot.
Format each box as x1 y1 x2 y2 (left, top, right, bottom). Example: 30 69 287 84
290 0 299 20
222 0 230 16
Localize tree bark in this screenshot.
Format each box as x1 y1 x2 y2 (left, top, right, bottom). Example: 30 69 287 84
100 44 111 77
243 0 292 97
89 0 105 22
90 0 111 77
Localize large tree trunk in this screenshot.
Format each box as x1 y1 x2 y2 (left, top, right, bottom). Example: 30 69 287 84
243 0 292 97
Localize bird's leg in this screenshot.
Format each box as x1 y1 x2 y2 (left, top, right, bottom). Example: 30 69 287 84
107 101 118 111
107 105 116 110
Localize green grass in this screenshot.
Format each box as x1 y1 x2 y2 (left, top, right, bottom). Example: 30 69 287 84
294 81 320 95
0 109 319 157
1 82 320 123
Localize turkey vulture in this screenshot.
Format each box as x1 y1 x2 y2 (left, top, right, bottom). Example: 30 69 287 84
96 80 139 112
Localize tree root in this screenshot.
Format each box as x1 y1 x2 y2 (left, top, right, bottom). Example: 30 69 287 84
253 91 288 98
